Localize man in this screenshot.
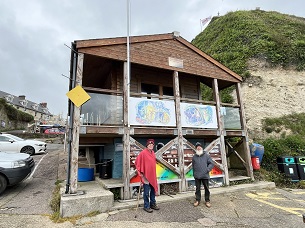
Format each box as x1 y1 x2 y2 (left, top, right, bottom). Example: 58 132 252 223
135 139 160 213
192 142 214 208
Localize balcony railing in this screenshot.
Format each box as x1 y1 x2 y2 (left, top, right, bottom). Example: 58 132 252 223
81 93 123 125
80 92 242 130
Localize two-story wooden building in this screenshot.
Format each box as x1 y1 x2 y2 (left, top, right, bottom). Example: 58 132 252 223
67 32 253 200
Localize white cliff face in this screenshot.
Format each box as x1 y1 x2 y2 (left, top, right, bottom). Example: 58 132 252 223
240 65 305 139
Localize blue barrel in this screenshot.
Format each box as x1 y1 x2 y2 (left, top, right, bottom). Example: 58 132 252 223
78 168 94 182
250 143 264 164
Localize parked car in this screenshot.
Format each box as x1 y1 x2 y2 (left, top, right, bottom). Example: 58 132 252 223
44 128 65 135
0 133 47 155
0 152 35 195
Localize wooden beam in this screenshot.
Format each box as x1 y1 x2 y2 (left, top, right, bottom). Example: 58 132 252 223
213 79 229 185
123 61 131 199
86 126 121 134
236 83 254 180
173 71 186 192
226 141 247 168
70 53 84 193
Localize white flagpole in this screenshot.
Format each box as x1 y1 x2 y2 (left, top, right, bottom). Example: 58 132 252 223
127 0 131 127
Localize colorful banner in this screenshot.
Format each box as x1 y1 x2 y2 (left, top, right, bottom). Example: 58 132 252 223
186 167 223 179
180 103 218 128
130 161 179 184
129 97 176 126
156 162 179 181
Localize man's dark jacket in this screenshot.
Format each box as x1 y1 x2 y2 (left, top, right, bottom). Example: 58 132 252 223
192 151 214 179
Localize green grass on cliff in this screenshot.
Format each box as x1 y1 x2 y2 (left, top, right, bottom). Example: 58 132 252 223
192 10 305 188
192 10 305 77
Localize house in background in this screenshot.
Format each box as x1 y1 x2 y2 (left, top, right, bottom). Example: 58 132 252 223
0 90 64 131
67 32 253 200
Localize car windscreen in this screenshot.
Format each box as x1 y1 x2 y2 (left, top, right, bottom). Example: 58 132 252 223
7 134 24 141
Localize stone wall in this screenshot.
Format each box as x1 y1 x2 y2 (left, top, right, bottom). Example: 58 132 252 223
0 106 28 131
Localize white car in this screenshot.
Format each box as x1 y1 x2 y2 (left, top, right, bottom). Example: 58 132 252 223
0 152 35 194
0 133 47 155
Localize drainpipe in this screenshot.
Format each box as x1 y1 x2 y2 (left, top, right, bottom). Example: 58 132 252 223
65 42 77 194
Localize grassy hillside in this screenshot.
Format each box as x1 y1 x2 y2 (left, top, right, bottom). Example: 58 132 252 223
192 10 305 188
192 10 305 77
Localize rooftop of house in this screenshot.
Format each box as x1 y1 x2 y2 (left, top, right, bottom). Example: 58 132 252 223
0 90 52 115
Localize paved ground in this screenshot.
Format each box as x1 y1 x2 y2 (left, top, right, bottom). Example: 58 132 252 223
1 144 305 227
1 188 305 228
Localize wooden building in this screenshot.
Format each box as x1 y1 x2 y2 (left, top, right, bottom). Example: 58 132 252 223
67 32 253 200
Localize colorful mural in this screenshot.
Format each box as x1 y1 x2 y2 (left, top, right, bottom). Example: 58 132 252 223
130 161 179 184
156 162 179 181
185 167 223 179
129 97 176 126
181 103 217 128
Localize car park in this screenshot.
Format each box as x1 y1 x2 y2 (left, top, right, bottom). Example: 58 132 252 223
0 133 47 155
0 151 35 195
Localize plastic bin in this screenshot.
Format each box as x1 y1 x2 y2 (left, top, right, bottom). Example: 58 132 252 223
276 156 299 182
99 159 113 179
78 168 94 182
295 156 305 180
251 156 260 170
250 143 264 164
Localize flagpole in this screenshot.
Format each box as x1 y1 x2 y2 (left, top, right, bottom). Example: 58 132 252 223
127 0 130 127
200 19 202 32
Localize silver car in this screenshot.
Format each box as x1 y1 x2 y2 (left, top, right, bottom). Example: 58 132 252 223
0 133 47 155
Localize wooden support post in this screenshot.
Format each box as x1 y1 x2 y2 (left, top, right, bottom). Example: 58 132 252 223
212 79 229 185
123 61 131 199
69 53 83 194
173 71 186 192
236 83 254 180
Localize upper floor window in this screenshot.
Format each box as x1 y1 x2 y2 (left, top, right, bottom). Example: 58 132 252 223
163 86 174 97
141 83 159 99
141 83 173 99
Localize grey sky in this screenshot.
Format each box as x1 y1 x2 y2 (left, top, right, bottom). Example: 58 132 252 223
0 0 304 118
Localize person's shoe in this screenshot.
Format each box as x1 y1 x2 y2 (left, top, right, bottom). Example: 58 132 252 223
193 201 199 207
143 207 153 213
205 202 211 208
150 204 160 210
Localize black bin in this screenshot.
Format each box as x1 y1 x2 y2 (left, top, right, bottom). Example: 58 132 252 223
277 156 299 182
99 159 112 179
295 156 305 180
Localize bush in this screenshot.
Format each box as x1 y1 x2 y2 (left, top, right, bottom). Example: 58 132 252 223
0 98 34 122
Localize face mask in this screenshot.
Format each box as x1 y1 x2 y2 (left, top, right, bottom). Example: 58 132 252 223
196 148 203 156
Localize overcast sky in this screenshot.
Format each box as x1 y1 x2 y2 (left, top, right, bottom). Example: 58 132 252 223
0 0 304 118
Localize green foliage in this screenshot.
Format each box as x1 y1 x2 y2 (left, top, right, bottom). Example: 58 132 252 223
257 113 305 188
193 10 305 188
200 83 213 101
262 112 305 135
200 83 234 103
110 188 121 200
192 10 305 77
0 98 34 122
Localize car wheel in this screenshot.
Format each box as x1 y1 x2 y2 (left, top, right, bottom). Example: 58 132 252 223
21 146 35 155
0 175 7 195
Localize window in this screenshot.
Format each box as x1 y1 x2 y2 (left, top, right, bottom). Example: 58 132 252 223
163 86 174 97
141 83 159 99
141 83 173 99
0 136 10 142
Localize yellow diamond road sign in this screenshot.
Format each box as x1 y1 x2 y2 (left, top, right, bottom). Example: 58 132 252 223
66 85 91 107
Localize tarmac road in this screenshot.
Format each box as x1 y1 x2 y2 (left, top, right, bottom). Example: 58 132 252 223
0 188 304 228
0 143 63 215
0 144 305 227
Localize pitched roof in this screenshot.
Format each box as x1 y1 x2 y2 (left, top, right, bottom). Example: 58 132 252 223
0 90 52 115
75 32 242 85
